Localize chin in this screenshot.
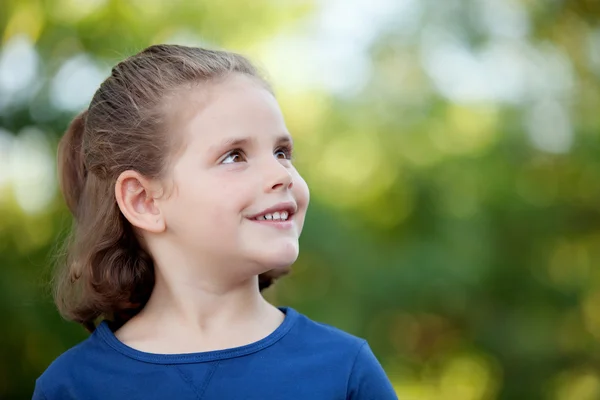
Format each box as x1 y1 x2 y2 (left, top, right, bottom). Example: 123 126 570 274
251 242 299 271
264 250 299 270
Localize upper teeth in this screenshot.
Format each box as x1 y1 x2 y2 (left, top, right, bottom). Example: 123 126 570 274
256 211 289 221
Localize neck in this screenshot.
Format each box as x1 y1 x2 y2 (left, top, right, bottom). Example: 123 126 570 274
114 267 285 353
114 241 286 353
140 266 274 332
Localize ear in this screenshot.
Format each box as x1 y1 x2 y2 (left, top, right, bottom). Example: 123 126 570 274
115 170 166 233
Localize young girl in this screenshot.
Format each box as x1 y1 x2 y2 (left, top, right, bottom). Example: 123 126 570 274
33 44 397 399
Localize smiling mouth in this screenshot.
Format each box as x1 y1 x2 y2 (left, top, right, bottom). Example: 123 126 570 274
253 210 292 221
249 201 297 222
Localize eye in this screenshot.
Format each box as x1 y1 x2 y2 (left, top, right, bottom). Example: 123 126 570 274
274 145 293 160
221 149 246 164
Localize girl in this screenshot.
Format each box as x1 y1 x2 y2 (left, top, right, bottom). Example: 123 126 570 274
33 44 397 399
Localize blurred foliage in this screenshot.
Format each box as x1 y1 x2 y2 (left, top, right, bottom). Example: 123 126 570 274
2 0 600 399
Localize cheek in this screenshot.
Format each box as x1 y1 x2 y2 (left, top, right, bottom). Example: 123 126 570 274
214 176 256 211
162 174 222 228
292 171 310 211
194 177 257 235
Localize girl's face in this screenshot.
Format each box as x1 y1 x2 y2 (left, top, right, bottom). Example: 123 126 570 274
157 74 310 279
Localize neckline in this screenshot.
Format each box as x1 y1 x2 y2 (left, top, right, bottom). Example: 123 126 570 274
95 306 298 364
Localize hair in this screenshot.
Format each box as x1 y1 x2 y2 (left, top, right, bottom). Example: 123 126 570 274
55 44 288 332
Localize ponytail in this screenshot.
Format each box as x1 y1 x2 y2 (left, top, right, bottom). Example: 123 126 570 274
57 110 87 218
54 111 155 332
259 268 290 291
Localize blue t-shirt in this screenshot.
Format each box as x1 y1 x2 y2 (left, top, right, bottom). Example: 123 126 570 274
33 307 398 399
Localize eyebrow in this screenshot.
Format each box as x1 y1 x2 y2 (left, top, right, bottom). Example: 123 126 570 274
210 134 293 155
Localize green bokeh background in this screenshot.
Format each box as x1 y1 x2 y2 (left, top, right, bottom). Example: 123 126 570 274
2 0 600 398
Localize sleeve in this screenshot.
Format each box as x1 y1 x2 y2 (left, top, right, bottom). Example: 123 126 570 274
346 341 398 400
32 379 48 400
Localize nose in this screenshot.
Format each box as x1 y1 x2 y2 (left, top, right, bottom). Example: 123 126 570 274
264 158 293 192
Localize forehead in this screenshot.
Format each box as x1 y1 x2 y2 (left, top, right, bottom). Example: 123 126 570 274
177 74 286 141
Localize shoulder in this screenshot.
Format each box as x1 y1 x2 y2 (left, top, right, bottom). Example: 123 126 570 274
33 327 112 399
281 307 369 369
287 308 367 351
345 341 398 399
284 308 398 399
38 336 95 377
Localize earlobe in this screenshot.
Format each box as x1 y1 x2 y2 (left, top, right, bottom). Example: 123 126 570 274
115 170 166 233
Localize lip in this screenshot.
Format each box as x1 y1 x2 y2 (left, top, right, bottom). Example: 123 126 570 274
248 201 298 220
251 219 295 230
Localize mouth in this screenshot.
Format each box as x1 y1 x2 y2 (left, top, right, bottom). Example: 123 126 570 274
248 202 297 222
253 210 293 221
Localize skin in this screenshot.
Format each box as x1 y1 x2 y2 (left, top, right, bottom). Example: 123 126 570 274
113 74 310 353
